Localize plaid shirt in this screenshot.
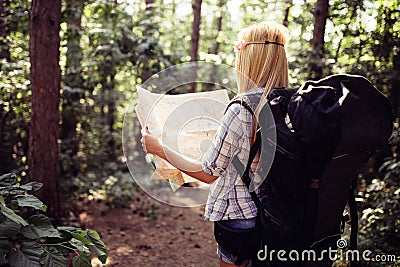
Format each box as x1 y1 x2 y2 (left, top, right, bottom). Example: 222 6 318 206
202 88 263 221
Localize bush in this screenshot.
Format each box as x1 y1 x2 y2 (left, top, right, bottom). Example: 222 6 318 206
0 173 108 267
356 121 400 266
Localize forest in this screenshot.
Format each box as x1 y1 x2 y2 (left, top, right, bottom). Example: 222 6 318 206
0 0 399 266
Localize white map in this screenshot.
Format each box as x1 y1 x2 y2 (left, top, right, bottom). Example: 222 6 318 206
135 87 230 191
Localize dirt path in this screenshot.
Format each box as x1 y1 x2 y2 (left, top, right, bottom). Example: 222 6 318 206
78 196 218 267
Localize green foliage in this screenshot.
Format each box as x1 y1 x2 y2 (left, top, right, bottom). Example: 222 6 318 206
99 172 139 207
0 173 108 267
355 121 400 266
1 2 399 258
0 0 31 177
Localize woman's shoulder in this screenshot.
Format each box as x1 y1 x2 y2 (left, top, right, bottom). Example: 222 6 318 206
241 87 265 96
228 87 264 114
234 87 264 102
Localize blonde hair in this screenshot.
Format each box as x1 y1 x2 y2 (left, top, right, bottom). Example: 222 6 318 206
235 21 290 141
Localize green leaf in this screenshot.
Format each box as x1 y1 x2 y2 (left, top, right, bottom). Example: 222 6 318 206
16 195 47 211
0 218 21 238
57 226 78 232
21 214 61 239
8 186 26 196
85 230 107 263
20 182 43 192
40 247 66 267
72 232 93 246
0 239 12 250
0 173 16 186
73 251 91 267
69 238 87 252
0 204 28 226
7 241 43 267
0 248 8 265
58 227 93 246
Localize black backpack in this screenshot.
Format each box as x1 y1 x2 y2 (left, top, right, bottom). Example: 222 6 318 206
230 74 394 267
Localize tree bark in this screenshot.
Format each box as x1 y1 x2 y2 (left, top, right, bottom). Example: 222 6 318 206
105 0 119 158
208 0 226 90
0 0 12 172
64 0 84 94
282 0 292 27
61 0 84 177
210 0 226 55
107 72 116 157
189 0 202 92
29 0 62 219
389 53 400 116
0 0 10 60
309 0 329 80
145 0 155 12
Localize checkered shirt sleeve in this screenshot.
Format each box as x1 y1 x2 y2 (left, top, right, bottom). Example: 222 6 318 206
202 101 259 221
202 104 246 176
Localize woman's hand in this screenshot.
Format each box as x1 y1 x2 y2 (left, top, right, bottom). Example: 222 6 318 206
140 126 218 184
140 127 163 157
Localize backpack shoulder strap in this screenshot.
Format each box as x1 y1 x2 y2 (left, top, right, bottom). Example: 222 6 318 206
225 98 255 116
232 132 262 210
228 97 262 210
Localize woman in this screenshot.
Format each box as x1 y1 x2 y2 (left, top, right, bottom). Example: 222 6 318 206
141 21 290 267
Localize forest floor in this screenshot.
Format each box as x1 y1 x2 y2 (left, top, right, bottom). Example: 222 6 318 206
77 194 218 267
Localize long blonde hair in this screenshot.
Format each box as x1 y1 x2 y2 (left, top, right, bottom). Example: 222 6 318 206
235 21 290 141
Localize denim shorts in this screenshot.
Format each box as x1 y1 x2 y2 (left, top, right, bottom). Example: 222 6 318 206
216 218 257 266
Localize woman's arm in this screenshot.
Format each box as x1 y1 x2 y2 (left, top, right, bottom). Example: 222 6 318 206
141 127 219 184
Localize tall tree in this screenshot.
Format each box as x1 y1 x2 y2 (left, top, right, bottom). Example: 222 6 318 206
309 0 329 80
145 0 155 11
189 0 202 92
29 0 62 219
104 0 119 158
0 0 12 173
375 1 400 115
209 0 226 55
282 0 292 27
0 0 31 176
0 0 10 60
61 0 85 178
208 0 227 90
190 0 202 62
391 54 400 115
86 1 121 160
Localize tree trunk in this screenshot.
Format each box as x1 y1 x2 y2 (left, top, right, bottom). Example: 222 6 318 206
208 0 226 90
105 1 119 159
0 0 10 60
29 0 61 219
210 0 226 55
309 0 329 80
0 0 12 172
64 0 84 93
189 0 202 93
389 53 400 116
282 0 292 27
61 0 84 177
145 0 155 12
107 72 116 157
